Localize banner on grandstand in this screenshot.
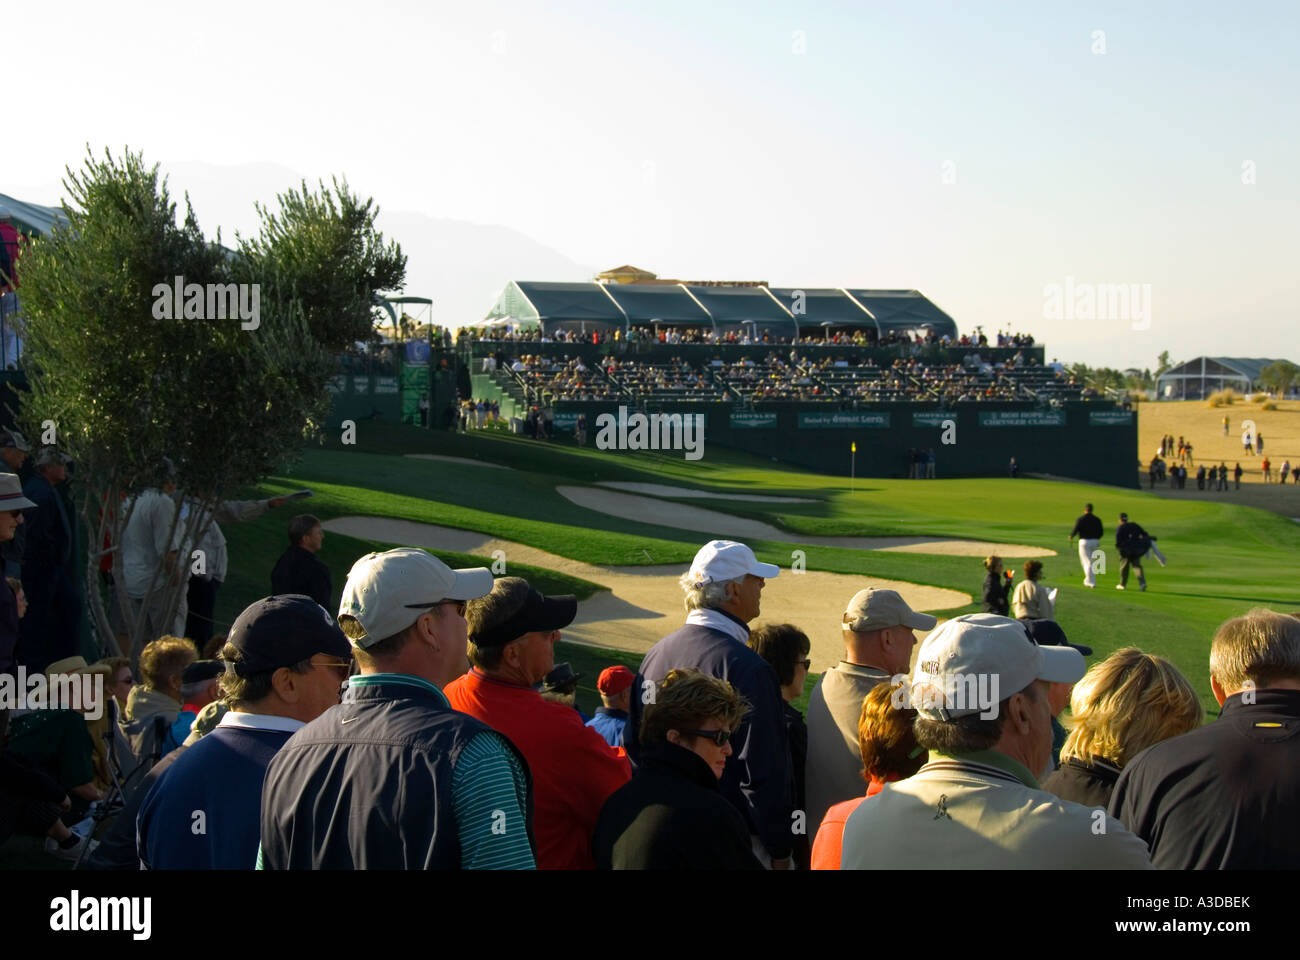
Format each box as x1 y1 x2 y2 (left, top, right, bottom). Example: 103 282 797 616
374 376 399 395
977 411 1066 427
911 412 958 427
553 412 581 429
1089 410 1134 426
730 412 779 429
798 412 891 428
326 375 346 395
351 376 371 396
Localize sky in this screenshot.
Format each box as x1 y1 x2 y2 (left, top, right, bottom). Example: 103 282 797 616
7 0 1298 369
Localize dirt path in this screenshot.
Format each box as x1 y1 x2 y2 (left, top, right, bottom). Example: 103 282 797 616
323 516 970 670
554 485 1056 557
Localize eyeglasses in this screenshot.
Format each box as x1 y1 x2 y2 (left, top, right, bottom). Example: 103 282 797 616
800 659 811 671
680 728 732 747
406 599 467 618
310 657 353 679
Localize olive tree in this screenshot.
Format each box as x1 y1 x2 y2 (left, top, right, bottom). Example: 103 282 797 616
15 148 405 665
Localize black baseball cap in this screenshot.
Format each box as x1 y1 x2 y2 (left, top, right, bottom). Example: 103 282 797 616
227 595 351 676
182 660 224 684
470 587 577 649
1020 617 1093 657
540 662 582 694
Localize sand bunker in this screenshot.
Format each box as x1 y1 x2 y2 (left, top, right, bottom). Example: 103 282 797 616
323 516 970 670
405 454 514 470
555 485 1055 558
596 482 816 503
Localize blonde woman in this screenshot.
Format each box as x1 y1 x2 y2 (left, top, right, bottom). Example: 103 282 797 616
1043 648 1202 807
1011 561 1053 620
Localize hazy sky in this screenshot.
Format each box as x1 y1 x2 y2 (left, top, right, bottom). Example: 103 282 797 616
8 0 1298 369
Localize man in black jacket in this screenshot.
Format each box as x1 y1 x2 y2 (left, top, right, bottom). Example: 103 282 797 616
269 515 331 608
17 448 80 671
594 669 761 869
1110 609 1300 868
1069 503 1103 589
1114 512 1150 592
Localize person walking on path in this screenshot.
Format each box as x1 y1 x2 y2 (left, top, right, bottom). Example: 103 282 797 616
1234 462 1243 490
1280 460 1291 485
1262 458 1272 483
1069 504 1102 589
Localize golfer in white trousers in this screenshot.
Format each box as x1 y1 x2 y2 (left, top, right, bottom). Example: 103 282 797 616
1069 503 1104 589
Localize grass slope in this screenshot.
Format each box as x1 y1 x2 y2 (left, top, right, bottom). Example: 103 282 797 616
217 421 1298 714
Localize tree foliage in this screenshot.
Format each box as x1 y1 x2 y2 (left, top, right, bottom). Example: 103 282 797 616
14 148 405 660
1259 360 1298 398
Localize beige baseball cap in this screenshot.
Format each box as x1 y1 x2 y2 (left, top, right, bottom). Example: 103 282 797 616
843 587 937 633
339 547 493 648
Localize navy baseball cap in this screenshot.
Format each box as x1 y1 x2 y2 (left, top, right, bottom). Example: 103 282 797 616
470 586 577 649
227 595 351 676
1021 618 1093 657
182 660 224 684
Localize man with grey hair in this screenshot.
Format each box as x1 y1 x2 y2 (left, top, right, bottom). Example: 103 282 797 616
1110 607 1300 868
840 614 1151 869
625 539 794 868
805 588 935 833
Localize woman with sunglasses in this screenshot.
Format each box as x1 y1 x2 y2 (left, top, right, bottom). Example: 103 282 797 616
593 669 762 869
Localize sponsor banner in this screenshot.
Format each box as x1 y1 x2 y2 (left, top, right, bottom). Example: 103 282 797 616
404 340 431 366
374 376 399 395
326 375 346 395
350 376 371 396
1089 410 1134 426
553 412 581 428
911 411 958 427
730 412 779 429
977 410 1066 428
798 412 891 429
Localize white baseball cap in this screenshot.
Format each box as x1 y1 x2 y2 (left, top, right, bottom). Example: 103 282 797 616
910 613 1085 721
686 540 780 586
339 547 493 649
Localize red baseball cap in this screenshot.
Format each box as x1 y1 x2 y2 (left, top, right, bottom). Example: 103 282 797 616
597 666 635 696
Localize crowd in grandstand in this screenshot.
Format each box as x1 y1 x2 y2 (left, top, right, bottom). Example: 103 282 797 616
4 492 1298 870
487 349 1093 406
459 324 1038 349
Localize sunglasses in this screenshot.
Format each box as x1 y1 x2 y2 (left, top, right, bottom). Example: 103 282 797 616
310 657 354 679
800 658 811 671
405 599 467 617
680 728 733 747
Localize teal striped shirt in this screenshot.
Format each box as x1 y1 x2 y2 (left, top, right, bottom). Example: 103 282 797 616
257 673 534 869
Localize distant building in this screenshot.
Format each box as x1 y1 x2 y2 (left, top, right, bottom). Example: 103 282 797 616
1155 357 1293 400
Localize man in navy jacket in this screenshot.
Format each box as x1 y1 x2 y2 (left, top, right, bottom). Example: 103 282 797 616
136 595 351 869
626 540 793 868
17 448 80 671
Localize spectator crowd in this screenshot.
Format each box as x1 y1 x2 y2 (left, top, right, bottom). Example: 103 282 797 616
4 495 1298 872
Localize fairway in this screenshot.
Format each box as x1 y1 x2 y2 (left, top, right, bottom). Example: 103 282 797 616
209 421 1300 717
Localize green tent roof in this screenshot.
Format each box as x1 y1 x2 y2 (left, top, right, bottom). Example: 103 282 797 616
0 192 69 238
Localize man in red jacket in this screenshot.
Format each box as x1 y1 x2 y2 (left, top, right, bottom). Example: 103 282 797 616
445 577 630 869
